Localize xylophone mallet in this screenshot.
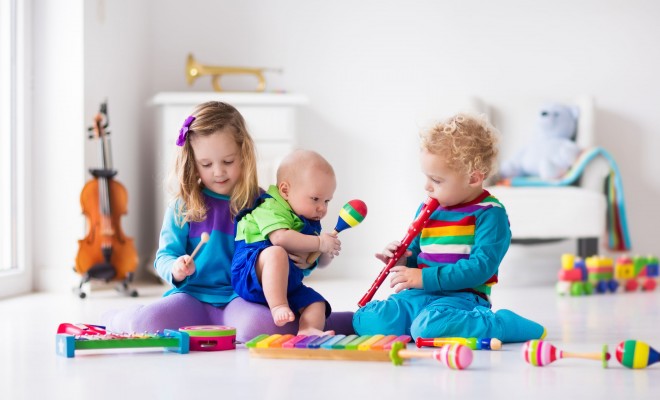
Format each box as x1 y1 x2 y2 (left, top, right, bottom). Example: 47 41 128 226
615 340 660 369
358 197 439 307
522 340 610 368
390 341 473 370
307 199 367 264
189 232 210 259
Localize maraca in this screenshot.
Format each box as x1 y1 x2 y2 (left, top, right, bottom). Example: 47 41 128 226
390 341 473 370
615 340 660 369
306 199 367 264
522 340 610 368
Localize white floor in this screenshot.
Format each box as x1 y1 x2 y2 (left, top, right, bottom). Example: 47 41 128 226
1 278 658 400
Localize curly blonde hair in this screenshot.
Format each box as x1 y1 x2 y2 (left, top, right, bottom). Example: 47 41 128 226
420 113 500 178
172 101 259 224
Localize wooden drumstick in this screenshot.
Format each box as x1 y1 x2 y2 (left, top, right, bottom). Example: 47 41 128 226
189 232 210 260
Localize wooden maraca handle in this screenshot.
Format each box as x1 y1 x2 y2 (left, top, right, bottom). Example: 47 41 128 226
563 352 607 361
306 230 338 264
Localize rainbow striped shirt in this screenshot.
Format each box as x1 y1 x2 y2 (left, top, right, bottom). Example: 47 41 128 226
408 190 511 299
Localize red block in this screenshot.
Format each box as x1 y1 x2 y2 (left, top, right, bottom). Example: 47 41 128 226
558 269 582 282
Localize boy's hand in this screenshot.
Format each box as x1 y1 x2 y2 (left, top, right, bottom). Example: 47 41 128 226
375 241 412 266
172 255 195 283
318 232 341 255
389 265 423 293
289 252 313 269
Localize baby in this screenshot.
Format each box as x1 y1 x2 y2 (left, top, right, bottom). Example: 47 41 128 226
231 150 341 336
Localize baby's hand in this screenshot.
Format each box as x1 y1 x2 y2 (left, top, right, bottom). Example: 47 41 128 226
318 232 341 256
389 265 423 293
289 252 313 269
172 255 196 283
375 241 412 266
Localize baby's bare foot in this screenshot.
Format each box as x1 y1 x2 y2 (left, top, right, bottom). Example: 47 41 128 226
270 304 295 327
297 328 335 336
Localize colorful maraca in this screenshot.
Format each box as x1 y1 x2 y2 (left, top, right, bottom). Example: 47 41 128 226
390 341 473 370
306 199 367 264
522 340 610 368
615 340 660 369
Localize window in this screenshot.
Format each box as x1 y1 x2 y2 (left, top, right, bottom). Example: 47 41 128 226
0 0 15 272
0 0 30 297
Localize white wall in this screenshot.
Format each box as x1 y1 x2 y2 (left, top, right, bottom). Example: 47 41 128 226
31 0 85 291
33 0 660 289
145 0 660 281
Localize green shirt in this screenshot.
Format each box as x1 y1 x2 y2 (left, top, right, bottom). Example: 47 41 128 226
236 185 305 244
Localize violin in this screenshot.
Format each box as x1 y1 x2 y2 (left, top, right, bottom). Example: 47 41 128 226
74 102 138 298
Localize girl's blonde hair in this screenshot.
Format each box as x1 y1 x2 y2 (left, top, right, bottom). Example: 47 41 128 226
420 113 500 178
173 101 259 223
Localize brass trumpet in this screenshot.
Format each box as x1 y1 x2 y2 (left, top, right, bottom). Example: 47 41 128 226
185 53 281 92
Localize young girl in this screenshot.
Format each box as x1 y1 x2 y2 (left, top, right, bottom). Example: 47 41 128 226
102 101 353 340
353 113 546 343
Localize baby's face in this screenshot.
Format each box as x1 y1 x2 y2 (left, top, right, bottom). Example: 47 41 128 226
420 149 482 208
282 169 336 221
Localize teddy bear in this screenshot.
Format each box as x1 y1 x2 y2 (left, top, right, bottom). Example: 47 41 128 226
499 102 581 180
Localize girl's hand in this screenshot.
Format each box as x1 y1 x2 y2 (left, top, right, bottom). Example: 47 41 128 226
172 255 195 283
389 265 423 293
289 252 312 269
318 232 341 256
374 241 412 266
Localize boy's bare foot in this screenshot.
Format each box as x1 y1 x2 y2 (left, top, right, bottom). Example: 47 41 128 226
297 328 335 336
270 304 295 327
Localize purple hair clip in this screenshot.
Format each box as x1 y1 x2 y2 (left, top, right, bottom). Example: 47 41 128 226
176 115 196 146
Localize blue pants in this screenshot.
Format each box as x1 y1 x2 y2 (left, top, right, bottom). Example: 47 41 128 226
353 289 544 342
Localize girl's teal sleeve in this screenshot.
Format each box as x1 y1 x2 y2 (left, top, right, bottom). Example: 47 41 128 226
154 204 190 287
422 207 511 292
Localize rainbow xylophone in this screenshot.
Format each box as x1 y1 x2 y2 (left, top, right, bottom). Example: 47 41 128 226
246 334 472 369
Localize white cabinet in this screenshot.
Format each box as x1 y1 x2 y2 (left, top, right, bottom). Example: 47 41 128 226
151 92 308 220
